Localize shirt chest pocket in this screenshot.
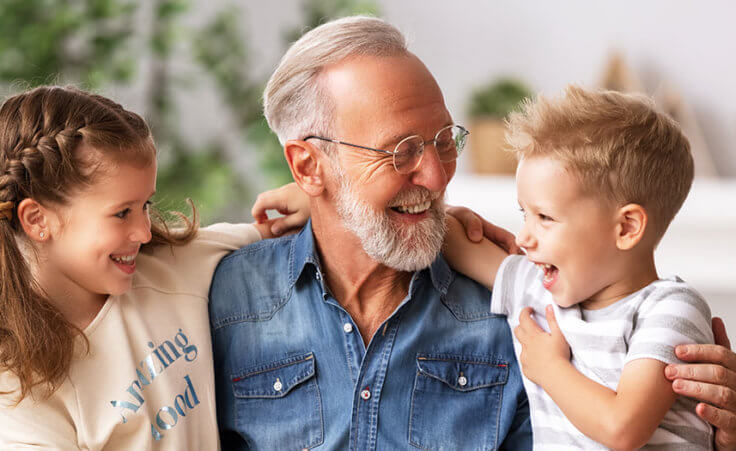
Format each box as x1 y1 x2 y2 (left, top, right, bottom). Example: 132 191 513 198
232 352 323 449
409 354 509 450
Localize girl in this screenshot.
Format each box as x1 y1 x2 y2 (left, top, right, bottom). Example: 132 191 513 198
0 86 307 449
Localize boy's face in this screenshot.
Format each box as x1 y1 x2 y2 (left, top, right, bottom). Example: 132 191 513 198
515 155 621 309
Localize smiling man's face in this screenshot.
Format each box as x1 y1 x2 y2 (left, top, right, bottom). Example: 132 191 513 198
320 53 455 271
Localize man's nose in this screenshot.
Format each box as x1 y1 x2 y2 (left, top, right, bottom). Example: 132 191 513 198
409 143 453 192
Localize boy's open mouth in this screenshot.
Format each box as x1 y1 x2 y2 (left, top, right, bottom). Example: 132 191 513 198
535 263 559 289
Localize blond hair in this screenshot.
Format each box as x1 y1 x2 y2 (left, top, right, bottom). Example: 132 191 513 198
263 15 407 145
506 85 693 242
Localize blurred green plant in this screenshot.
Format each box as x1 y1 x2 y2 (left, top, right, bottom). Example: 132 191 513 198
0 0 137 88
468 78 532 119
0 0 379 222
193 0 381 188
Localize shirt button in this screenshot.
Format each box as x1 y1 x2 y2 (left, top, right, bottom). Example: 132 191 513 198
360 388 371 400
343 323 353 333
458 376 468 387
322 293 329 300
315 272 321 280
273 379 283 391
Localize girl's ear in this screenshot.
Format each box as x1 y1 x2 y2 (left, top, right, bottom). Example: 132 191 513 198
17 198 51 242
615 203 648 250
284 140 326 197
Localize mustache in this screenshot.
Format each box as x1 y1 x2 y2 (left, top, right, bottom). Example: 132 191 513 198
388 187 442 207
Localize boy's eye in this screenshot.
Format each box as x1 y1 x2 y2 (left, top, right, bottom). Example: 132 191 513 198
114 208 131 219
539 213 553 222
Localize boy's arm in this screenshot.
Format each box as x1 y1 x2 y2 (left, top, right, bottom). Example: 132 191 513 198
516 306 677 451
443 215 508 289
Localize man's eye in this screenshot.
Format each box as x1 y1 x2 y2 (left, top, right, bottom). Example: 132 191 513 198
143 200 152 211
114 208 131 219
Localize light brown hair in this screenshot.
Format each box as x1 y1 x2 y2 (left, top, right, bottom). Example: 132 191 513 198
0 86 197 402
506 85 693 243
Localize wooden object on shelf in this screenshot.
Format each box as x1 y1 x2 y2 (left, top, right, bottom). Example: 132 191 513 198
468 118 518 174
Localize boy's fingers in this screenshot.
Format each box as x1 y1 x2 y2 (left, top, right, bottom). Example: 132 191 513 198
714 317 732 350
518 308 544 334
514 324 527 344
545 305 561 334
446 206 483 241
672 378 736 411
483 221 519 254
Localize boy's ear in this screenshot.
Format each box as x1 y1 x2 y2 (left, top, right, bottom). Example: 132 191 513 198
615 203 648 250
284 140 326 197
17 198 52 242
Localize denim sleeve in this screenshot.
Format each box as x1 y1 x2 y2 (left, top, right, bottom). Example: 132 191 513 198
499 387 532 450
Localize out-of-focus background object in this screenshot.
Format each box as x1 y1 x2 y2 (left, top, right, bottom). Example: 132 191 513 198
2 0 734 326
467 78 531 174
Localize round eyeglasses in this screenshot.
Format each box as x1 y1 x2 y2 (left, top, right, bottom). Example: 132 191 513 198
304 124 469 174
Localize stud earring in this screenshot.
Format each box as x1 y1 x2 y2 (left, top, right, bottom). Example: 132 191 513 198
39 231 45 238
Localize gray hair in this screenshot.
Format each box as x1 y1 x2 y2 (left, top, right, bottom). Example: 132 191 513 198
263 16 408 145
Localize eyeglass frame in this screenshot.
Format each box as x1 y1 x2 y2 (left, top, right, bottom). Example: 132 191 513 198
303 124 469 174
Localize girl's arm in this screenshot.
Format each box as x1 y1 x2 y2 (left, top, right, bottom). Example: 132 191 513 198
251 182 310 237
516 306 677 451
443 215 508 289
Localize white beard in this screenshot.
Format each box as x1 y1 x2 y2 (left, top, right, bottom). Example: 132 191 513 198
332 167 447 272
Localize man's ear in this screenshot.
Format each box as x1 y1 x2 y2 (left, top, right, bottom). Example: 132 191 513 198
17 198 52 242
284 140 326 197
615 203 648 250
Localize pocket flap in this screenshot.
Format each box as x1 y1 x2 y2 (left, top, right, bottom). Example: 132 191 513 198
416 354 508 391
232 352 316 399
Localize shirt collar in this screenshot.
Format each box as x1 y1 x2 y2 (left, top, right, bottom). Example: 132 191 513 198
289 219 453 295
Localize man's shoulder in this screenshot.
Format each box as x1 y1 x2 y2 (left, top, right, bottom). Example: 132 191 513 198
209 234 297 328
439 264 504 322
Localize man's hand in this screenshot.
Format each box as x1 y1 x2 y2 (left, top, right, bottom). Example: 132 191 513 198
251 182 310 236
665 318 736 450
514 305 571 386
446 205 520 254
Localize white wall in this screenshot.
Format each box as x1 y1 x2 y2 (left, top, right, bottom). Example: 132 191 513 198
380 0 736 176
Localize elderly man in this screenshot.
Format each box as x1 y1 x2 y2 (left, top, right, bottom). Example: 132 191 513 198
211 16 736 450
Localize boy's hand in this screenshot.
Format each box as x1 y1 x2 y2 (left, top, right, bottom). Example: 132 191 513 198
665 317 736 450
515 305 571 385
446 205 520 254
251 182 310 236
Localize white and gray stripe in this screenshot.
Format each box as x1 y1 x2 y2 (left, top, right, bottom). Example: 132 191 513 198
492 255 714 450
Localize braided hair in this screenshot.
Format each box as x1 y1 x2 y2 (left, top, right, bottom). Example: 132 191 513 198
0 86 197 402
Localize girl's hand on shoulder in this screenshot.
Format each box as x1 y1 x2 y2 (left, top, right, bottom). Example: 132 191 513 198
515 305 571 385
251 182 310 238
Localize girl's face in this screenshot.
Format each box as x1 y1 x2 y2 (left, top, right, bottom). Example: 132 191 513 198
42 161 157 306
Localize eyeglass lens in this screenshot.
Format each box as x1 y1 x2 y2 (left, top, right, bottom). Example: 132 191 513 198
393 125 467 173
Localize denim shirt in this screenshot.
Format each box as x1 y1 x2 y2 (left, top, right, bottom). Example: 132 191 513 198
209 221 531 450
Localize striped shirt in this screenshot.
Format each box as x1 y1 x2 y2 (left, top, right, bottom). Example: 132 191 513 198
492 255 714 450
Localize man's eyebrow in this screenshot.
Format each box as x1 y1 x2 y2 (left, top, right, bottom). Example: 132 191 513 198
374 122 454 151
